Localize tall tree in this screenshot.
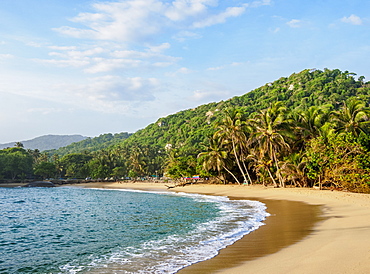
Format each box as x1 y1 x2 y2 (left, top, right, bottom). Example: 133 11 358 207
0 147 33 180
215 108 251 184
34 162 57 180
249 102 293 187
60 153 92 178
198 136 240 184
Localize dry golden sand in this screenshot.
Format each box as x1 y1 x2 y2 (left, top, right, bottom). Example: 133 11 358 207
77 181 370 274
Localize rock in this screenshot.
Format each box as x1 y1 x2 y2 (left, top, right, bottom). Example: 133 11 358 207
24 181 56 187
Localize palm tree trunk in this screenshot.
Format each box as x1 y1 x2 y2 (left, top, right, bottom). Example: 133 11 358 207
231 137 249 185
266 167 278 187
223 165 241 184
272 150 284 187
242 160 253 185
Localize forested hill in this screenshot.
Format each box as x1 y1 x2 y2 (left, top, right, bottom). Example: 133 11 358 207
118 68 370 152
46 132 132 156
4 68 370 192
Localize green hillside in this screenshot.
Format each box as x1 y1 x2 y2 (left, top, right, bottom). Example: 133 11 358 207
46 132 132 156
22 68 370 193
104 68 370 192
121 68 369 153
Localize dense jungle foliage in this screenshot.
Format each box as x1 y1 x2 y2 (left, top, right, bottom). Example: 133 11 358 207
2 69 370 193
45 132 132 156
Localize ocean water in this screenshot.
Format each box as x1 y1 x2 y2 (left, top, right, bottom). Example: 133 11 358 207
0 187 269 274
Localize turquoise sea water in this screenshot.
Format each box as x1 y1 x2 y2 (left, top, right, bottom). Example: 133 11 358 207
0 187 268 273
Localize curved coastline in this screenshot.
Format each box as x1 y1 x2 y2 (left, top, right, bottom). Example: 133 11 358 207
78 182 370 274
178 198 322 274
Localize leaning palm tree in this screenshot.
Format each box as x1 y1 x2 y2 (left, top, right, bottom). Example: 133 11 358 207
279 153 310 187
198 136 241 184
331 98 370 137
214 108 252 185
249 102 293 187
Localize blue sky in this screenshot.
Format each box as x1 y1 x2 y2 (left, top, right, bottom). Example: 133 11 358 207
0 0 369 143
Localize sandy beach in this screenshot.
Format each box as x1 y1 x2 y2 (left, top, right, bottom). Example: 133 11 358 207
75 181 370 274
3 181 369 273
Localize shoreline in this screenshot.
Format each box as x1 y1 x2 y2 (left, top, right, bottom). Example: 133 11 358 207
3 181 370 273
76 181 370 274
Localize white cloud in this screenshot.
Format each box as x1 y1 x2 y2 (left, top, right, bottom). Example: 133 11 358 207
0 54 14 60
54 0 165 42
341 14 362 25
38 58 90 68
36 46 103 68
193 6 246 28
177 67 193 74
26 41 44 47
207 65 224 71
49 47 106 59
54 1 270 43
165 66 193 76
231 62 242 66
165 0 216 21
148 42 171 53
153 62 173 67
249 0 271 8
40 42 178 73
48 46 78 51
173 30 202 42
287 19 301 28
53 26 97 39
84 58 142 73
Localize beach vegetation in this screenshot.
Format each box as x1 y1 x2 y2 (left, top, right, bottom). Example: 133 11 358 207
33 162 57 180
0 147 33 180
1 68 370 192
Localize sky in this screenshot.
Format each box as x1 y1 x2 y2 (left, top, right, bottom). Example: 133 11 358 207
1 0 370 143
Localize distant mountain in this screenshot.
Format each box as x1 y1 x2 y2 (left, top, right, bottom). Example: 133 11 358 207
46 132 132 156
0 135 87 151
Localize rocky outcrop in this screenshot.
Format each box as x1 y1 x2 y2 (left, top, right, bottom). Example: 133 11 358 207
24 181 56 187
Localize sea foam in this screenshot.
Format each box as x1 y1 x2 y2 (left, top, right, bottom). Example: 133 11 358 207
63 189 269 273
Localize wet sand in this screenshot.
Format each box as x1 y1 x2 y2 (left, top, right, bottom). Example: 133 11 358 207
76 181 370 274
178 198 322 274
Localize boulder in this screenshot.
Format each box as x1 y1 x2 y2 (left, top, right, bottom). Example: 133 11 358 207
24 181 56 187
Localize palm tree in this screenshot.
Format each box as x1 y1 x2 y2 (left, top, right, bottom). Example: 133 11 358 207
129 146 146 177
198 137 240 184
331 98 370 137
279 153 310 187
293 105 331 141
249 102 293 187
247 147 274 186
15 142 24 148
214 108 252 185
